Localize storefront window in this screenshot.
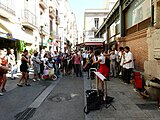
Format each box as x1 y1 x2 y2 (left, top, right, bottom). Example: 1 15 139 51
125 0 151 29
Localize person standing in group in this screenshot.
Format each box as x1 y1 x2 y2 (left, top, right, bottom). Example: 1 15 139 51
73 50 82 77
104 51 110 81
62 53 68 76
8 49 18 80
118 47 124 76
1 49 10 93
92 50 109 92
0 49 10 95
110 50 117 78
17 49 30 87
32 51 41 81
54 55 61 76
86 50 93 79
123 46 134 84
82 50 87 66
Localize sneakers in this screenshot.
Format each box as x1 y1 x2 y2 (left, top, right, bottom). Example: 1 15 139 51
33 79 36 82
0 92 4 96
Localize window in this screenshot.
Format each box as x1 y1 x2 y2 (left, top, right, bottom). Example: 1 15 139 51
94 18 99 29
50 20 53 33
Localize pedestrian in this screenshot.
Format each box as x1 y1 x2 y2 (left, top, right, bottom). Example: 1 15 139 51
86 50 93 79
62 53 68 75
32 51 40 81
54 55 61 76
104 51 110 81
8 49 18 80
92 50 109 92
1 49 10 93
67 53 74 75
82 50 87 66
110 50 117 77
0 49 10 95
73 50 82 77
17 49 30 87
123 46 134 84
118 47 124 76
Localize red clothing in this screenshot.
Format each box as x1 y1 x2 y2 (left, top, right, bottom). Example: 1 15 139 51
0 57 7 66
73 54 81 64
98 64 109 78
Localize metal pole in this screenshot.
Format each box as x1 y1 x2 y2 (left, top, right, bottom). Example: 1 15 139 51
40 26 43 58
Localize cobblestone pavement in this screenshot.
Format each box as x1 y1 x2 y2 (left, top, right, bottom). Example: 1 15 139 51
83 72 160 120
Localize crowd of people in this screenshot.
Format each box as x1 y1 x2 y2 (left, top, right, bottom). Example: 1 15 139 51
81 46 134 92
0 46 134 97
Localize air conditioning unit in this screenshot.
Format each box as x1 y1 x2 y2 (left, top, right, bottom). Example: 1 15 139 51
154 51 160 60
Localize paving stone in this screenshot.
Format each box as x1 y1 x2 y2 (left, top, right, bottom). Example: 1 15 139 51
84 74 160 120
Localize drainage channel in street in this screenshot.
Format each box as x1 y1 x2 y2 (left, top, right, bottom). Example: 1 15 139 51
14 79 60 120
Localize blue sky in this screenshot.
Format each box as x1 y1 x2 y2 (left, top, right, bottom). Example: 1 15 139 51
69 0 105 31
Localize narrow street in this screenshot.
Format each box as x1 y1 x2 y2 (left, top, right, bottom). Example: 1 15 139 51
0 72 85 120
30 75 84 120
0 71 160 120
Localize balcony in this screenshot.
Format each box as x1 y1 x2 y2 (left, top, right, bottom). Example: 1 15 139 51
22 9 37 29
49 6 55 19
40 25 49 36
0 1 15 18
56 16 60 25
39 0 48 9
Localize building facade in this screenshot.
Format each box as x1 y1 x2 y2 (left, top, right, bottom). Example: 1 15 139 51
95 0 160 80
58 0 78 53
83 9 109 50
0 0 77 56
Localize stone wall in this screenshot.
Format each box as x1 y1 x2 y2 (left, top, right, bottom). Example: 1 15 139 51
125 29 148 72
144 28 160 80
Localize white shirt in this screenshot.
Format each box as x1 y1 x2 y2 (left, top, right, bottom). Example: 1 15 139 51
123 51 134 69
82 53 87 58
110 54 116 60
98 55 105 64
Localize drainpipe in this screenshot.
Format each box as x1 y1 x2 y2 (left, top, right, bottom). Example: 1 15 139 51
151 0 154 26
119 5 125 37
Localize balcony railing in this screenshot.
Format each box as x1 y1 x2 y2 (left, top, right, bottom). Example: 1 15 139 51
22 9 37 29
56 16 60 25
49 6 55 19
0 1 15 16
39 0 48 9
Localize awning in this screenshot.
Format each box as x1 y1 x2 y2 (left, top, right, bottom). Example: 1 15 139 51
76 43 84 46
85 42 103 46
0 19 25 41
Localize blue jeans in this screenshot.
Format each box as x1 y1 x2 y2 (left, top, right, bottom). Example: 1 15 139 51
11 66 18 78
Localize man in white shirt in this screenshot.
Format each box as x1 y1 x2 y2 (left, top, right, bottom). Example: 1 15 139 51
118 47 124 76
82 50 87 66
123 46 134 84
110 50 117 77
